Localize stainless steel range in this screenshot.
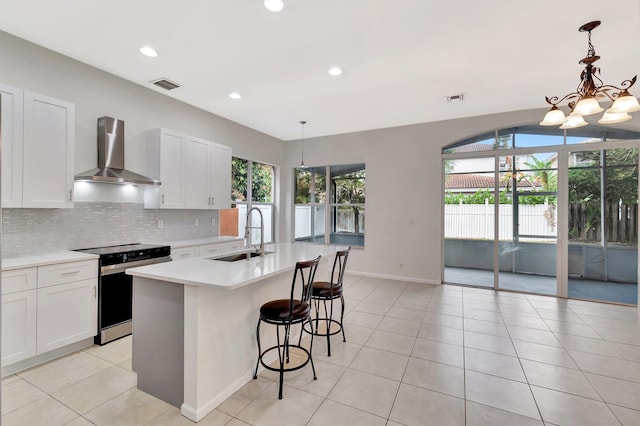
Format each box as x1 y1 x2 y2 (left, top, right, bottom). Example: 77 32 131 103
75 243 171 345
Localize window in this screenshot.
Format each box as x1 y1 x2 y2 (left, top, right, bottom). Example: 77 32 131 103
295 163 365 247
232 157 276 244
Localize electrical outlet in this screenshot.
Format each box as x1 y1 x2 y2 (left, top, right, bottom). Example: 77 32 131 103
211 218 216 226
157 219 164 229
194 218 199 226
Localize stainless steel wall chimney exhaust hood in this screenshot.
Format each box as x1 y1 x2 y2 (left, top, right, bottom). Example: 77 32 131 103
75 117 160 185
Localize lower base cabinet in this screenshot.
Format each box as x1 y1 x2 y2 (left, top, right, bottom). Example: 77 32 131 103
1 289 37 365
1 259 98 369
36 279 97 354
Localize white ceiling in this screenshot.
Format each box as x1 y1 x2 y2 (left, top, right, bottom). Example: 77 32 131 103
1 0 639 140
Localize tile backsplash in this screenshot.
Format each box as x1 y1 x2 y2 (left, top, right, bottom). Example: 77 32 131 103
2 202 222 257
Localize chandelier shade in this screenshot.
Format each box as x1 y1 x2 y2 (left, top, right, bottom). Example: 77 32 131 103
573 97 603 116
608 90 640 114
559 112 588 129
598 110 632 124
540 21 639 128
539 105 566 126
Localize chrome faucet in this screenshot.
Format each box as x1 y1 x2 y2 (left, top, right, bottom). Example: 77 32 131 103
245 207 265 256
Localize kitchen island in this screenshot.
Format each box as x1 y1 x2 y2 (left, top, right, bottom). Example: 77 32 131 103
126 242 341 422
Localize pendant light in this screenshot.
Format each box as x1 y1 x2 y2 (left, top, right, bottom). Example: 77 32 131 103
299 120 308 169
540 21 639 128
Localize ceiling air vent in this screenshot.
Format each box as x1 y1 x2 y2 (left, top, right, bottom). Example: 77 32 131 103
446 93 465 103
150 78 181 90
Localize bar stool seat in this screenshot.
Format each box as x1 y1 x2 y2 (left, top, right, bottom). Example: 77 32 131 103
306 247 350 357
260 299 311 319
253 255 321 399
312 282 343 298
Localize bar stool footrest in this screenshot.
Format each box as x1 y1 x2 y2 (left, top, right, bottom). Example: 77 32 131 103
258 344 313 374
303 318 344 337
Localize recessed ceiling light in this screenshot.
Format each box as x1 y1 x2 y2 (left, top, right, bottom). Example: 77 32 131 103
328 66 343 76
139 46 158 57
264 0 283 12
229 92 242 100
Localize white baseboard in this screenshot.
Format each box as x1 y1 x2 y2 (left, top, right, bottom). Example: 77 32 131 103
180 336 293 422
347 270 441 285
1 337 94 378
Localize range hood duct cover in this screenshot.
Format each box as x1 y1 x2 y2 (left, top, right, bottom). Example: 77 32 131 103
75 117 160 185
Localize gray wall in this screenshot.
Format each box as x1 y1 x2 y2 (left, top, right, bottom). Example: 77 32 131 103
0 31 283 256
2 30 640 284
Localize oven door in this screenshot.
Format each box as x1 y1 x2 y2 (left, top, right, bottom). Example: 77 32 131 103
98 256 171 345
99 271 132 331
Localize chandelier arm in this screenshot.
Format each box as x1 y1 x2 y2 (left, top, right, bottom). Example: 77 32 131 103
545 93 580 107
595 88 616 103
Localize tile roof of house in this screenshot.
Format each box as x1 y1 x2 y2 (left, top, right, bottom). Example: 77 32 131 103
448 144 494 153
445 174 540 189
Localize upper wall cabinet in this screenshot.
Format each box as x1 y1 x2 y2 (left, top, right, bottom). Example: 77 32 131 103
145 128 232 210
1 83 24 208
209 142 232 210
145 128 185 209
1 83 75 209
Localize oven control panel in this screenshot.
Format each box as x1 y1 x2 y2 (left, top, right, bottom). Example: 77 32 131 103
100 246 171 266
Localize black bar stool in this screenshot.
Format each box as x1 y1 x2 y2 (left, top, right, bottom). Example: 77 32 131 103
307 247 350 356
253 255 321 399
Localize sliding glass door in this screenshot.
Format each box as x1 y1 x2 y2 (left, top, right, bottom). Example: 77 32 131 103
442 126 640 305
567 147 638 304
498 153 558 295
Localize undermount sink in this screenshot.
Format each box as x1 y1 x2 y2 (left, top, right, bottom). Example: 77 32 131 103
213 251 273 262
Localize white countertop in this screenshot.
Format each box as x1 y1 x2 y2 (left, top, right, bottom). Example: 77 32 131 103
127 243 342 290
166 236 244 249
2 251 99 271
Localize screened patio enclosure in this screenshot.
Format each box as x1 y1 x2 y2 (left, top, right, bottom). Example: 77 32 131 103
294 163 365 247
443 126 640 305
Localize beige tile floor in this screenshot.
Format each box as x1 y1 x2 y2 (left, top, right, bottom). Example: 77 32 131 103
2 276 640 425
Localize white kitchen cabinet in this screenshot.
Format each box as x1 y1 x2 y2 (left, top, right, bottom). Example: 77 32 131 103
0 83 24 208
223 240 244 252
1 258 98 368
209 142 232 209
171 246 199 260
1 290 37 365
145 128 232 210
36 278 97 354
199 243 224 257
184 136 212 209
37 259 97 288
22 91 75 208
1 267 37 366
145 128 185 209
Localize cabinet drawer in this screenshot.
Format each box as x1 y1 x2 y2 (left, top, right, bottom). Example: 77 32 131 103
223 240 244 252
171 246 199 260
1 267 37 295
199 243 224 257
38 260 97 288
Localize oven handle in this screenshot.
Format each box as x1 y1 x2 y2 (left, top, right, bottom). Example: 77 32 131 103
101 256 172 275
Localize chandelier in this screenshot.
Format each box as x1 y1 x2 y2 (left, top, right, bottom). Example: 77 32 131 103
540 21 640 129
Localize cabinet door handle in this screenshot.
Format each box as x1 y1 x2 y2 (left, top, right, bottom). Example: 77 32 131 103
61 271 80 276
93 286 97 298
180 252 190 257
211 196 214 206
161 194 165 205
68 188 73 201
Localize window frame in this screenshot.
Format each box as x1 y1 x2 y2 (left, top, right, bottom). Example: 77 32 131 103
232 156 276 244
294 163 366 247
